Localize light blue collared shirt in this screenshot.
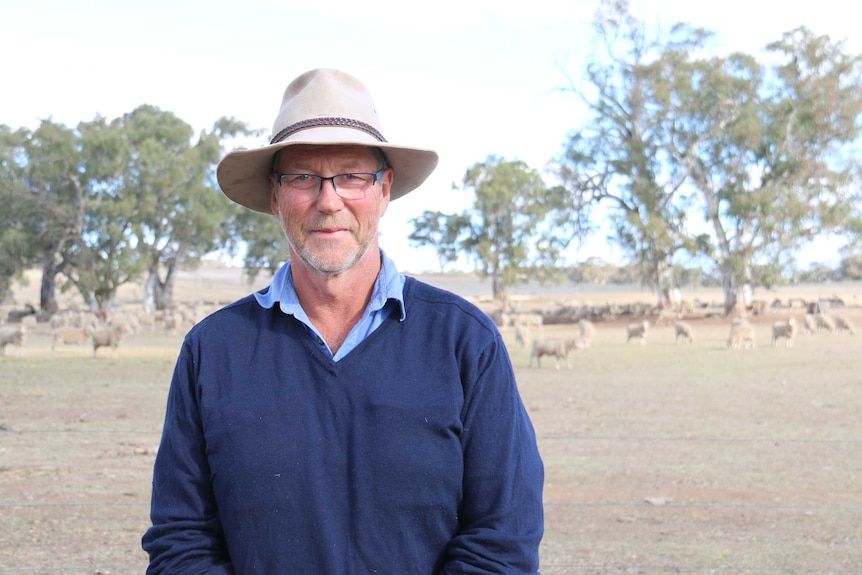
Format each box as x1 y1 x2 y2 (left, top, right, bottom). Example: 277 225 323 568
254 250 407 362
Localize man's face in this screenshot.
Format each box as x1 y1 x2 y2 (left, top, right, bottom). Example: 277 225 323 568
270 145 392 276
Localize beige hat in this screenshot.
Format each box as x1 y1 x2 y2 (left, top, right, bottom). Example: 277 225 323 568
216 68 439 213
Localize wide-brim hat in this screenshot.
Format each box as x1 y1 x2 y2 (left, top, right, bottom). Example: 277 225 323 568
217 68 439 213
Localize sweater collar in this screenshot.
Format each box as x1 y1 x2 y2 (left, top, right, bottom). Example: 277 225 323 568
254 249 406 321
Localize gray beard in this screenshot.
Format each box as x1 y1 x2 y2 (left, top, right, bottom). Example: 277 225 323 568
286 234 375 277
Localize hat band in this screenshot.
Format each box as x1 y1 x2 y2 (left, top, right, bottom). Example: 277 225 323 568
270 117 388 145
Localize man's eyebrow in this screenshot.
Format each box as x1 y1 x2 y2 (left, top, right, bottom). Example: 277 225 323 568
281 160 373 173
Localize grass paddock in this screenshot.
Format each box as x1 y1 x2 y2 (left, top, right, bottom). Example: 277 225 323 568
2 275 861 573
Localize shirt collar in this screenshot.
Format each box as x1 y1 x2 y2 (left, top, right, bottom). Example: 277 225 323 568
254 250 406 321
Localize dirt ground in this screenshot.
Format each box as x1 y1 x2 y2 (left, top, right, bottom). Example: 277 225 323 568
1 270 861 573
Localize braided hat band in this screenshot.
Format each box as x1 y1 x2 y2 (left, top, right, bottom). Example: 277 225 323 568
271 117 387 145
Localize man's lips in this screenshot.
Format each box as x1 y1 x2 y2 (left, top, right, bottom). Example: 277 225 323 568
311 227 348 236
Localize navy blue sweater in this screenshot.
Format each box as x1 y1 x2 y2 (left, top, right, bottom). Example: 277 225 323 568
143 277 544 573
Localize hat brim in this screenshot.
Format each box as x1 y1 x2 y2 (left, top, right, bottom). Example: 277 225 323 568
217 130 439 213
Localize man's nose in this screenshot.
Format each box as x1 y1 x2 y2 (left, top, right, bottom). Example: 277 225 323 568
315 177 344 208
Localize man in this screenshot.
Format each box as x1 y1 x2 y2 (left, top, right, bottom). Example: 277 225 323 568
142 68 544 574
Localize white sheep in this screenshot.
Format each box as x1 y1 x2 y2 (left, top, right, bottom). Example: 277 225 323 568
727 320 755 350
0 324 27 356
577 319 596 348
771 317 796 347
625 320 649 345
110 312 142 335
514 324 530 348
802 314 817 335
515 313 543 327
834 316 856 335
91 325 127 358
815 313 836 334
528 337 578 370
673 321 694 344
53 327 93 354
137 310 156 331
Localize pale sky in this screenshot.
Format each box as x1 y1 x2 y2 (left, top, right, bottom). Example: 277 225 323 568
2 0 858 273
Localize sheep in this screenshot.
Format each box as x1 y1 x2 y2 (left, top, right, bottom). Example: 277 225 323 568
834 316 856 335
0 324 27 356
91 325 127 358
163 312 182 335
513 324 530 348
528 337 578 370
137 310 156 331
727 319 755 350
50 312 70 329
625 320 649 345
577 319 596 349
815 313 836 334
109 312 141 335
674 321 694 344
802 314 817 336
52 327 93 354
771 317 796 347
512 313 543 327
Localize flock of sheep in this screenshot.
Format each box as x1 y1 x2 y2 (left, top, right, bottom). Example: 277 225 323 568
507 310 857 370
1 295 857 364
0 304 213 358
725 312 856 351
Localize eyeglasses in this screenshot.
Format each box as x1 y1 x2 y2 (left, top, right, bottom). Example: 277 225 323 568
272 168 386 201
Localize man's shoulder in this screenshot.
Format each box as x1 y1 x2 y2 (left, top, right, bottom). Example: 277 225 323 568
403 277 496 328
186 292 270 335
404 275 471 305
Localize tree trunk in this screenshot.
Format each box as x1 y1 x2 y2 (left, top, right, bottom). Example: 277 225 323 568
142 271 156 313
145 264 177 311
721 268 751 318
654 278 666 309
39 253 59 316
492 273 506 301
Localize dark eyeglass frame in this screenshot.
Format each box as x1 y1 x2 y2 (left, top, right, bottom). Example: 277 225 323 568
272 168 386 200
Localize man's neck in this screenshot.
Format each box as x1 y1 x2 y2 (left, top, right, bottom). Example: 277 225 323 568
290 250 382 353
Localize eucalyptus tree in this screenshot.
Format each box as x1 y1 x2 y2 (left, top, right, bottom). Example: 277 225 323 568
118 108 255 311
0 109 258 311
50 108 252 310
555 0 706 306
410 155 570 299
557 0 862 311
673 27 862 310
0 126 40 299
8 120 91 313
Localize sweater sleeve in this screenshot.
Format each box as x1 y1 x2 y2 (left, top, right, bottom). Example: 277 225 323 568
141 338 235 574
442 333 545 574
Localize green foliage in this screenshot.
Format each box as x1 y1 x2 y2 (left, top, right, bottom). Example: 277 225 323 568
556 0 862 309
0 126 39 298
410 156 571 298
221 206 286 283
840 253 862 280
0 109 260 310
408 211 472 272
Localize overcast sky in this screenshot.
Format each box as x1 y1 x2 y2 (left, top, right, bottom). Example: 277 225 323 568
2 0 858 272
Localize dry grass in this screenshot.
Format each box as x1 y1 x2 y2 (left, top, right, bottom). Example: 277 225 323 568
2 270 861 573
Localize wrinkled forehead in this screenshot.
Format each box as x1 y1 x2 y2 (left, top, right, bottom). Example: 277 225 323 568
271 144 385 172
